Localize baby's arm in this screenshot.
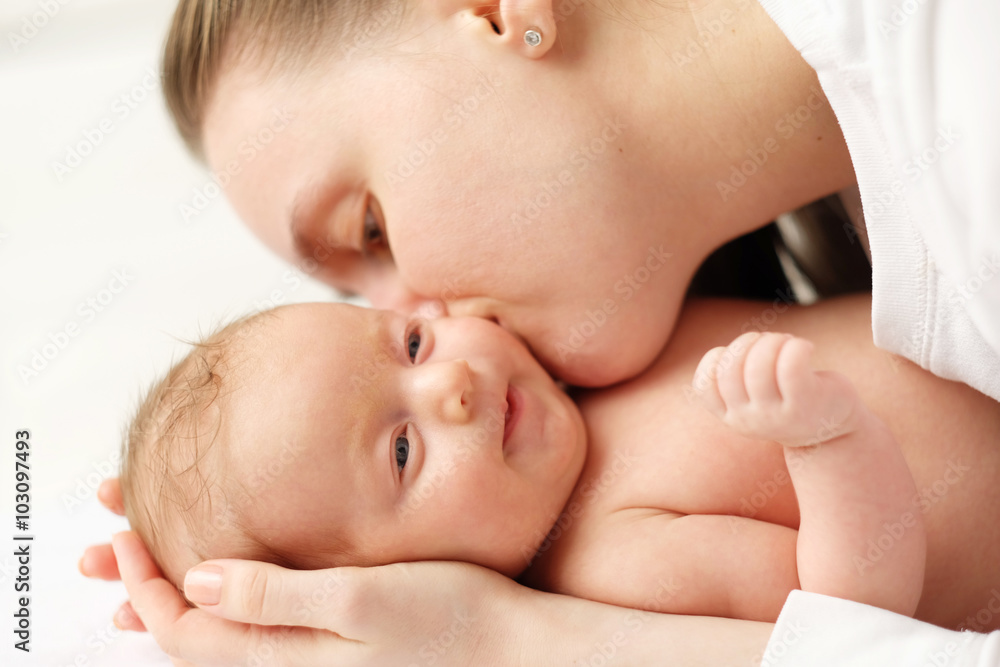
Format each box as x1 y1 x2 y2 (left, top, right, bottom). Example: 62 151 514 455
692 332 926 616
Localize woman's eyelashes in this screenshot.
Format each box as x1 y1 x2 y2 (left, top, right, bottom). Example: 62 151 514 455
395 432 410 473
406 326 422 363
361 198 392 261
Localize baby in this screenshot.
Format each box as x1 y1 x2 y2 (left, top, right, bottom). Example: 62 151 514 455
120 294 1000 630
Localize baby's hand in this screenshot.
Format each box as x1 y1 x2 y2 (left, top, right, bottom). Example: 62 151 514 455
691 332 861 447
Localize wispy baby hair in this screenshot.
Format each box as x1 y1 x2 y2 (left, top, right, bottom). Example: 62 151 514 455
119 310 275 591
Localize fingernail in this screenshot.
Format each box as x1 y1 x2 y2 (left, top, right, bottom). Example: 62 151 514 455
79 550 97 576
112 607 129 630
184 564 223 605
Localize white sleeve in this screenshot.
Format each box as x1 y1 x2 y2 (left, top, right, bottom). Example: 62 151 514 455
760 591 1000 667
874 0 1000 365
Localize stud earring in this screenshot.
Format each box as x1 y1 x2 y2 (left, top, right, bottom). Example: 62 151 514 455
524 28 542 47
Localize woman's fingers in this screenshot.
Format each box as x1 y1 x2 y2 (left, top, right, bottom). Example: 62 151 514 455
113 601 147 632
117 539 520 667
112 531 235 662
78 543 122 581
183 559 359 630
112 531 201 639
113 532 346 667
151 557 526 666
98 478 126 515
184 559 503 644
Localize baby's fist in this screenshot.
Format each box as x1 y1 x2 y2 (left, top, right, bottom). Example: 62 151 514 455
691 332 860 447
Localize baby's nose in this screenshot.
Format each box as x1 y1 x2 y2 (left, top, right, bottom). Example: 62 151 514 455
418 359 473 424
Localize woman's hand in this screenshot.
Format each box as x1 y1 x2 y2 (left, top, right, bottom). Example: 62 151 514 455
87 478 776 665
112 530 534 666
85 478 517 663
78 478 148 631
113 531 775 666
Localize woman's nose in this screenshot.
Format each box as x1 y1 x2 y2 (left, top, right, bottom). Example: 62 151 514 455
443 297 493 321
366 276 446 319
412 359 473 424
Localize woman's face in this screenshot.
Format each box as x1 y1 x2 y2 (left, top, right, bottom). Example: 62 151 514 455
203 13 702 386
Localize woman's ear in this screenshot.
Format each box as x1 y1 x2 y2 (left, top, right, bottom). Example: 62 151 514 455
494 0 557 58
434 0 558 58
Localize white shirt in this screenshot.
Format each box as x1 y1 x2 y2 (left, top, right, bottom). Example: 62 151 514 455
762 591 1000 666
755 0 1000 662
760 0 1000 402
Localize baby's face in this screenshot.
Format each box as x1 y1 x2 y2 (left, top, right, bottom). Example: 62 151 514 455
228 304 586 577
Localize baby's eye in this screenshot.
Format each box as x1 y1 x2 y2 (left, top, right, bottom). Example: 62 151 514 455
395 433 410 473
406 327 422 363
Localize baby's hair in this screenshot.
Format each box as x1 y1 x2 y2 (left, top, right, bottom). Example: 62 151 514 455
120 307 360 596
163 0 402 158
119 311 274 590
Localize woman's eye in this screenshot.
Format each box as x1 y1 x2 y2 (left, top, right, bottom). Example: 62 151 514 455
361 204 390 259
406 328 421 363
395 433 410 473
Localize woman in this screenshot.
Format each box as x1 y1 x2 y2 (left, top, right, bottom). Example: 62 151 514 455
82 0 1000 662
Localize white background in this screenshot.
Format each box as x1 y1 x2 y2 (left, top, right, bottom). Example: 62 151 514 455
1 1 345 664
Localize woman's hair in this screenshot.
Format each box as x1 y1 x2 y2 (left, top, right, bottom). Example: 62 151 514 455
163 0 399 158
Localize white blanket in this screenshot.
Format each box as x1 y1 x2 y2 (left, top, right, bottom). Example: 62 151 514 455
0 2 336 665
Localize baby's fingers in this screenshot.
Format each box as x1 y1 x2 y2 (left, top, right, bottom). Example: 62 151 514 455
715 332 762 408
692 346 728 416
775 337 817 400
743 333 793 404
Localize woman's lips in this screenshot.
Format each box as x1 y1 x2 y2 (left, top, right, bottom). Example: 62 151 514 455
503 385 522 449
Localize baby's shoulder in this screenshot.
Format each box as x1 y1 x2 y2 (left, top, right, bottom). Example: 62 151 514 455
525 493 687 605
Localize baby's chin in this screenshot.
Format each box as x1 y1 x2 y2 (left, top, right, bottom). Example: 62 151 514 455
544 381 588 477
489 529 560 580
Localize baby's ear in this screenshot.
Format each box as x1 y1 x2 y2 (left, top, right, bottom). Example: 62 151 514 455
430 0 558 59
